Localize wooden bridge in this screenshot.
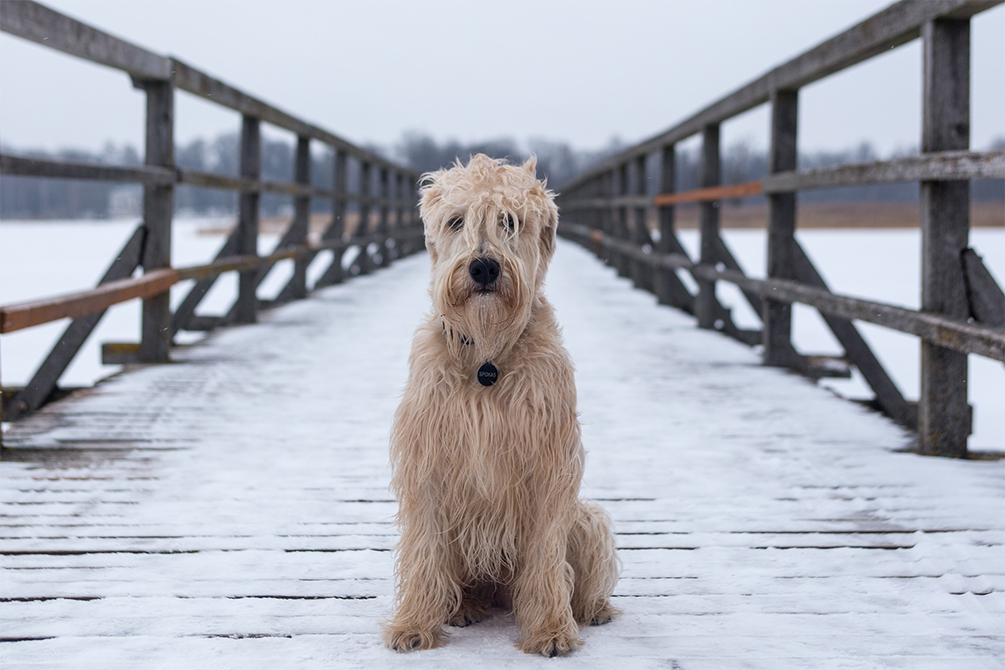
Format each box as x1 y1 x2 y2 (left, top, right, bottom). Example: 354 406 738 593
1 1 1003 668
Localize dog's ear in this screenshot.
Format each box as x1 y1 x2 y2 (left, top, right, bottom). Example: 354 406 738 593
540 199 558 261
522 156 538 178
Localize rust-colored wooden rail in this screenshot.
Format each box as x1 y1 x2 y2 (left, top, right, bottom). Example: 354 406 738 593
556 0 1005 458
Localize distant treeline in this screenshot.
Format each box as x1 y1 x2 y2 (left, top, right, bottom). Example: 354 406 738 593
2 133 1002 220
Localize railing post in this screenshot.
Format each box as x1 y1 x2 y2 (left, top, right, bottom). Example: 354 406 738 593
632 154 653 291
763 90 799 366
378 167 390 267
393 172 405 260
234 115 261 323
616 163 632 278
919 18 971 457
655 144 677 306
137 77 174 363
290 135 311 301
695 124 720 329
356 160 373 275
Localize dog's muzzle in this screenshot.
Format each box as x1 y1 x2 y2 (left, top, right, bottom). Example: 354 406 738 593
469 257 501 289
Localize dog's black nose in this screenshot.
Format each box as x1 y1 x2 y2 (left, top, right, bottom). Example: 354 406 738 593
469 257 500 286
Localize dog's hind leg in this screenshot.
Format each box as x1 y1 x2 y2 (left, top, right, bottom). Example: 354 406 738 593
568 500 621 626
448 581 495 627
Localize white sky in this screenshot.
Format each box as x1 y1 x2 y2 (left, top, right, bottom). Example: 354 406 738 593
0 0 1002 156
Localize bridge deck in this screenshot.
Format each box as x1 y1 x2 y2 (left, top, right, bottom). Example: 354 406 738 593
2 241 1003 669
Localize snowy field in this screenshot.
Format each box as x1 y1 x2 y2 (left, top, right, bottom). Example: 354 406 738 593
1 217 1001 451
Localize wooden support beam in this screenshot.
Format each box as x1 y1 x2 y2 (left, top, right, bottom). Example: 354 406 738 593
235 115 261 324
0 153 175 184
137 78 175 364
763 89 800 367
170 229 240 336
654 144 693 310
632 154 654 290
918 17 973 457
377 167 391 268
792 242 916 429
696 124 721 330
2 227 145 422
962 248 1005 327
356 161 374 276
314 150 349 288
289 135 311 300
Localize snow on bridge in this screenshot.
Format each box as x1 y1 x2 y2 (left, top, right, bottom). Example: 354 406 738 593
2 240 1003 669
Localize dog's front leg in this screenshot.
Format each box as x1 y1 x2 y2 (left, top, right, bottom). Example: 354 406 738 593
383 515 460 652
513 519 582 657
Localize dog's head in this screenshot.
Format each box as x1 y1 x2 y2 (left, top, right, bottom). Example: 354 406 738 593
419 154 558 357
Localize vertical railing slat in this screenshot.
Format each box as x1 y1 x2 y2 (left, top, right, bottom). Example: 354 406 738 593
235 115 261 323
919 17 972 457
695 124 720 329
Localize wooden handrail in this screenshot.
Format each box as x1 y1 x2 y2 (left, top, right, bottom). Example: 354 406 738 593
652 180 762 206
0 228 426 334
1 269 180 334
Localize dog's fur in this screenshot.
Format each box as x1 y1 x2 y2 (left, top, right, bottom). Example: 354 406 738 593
383 154 620 657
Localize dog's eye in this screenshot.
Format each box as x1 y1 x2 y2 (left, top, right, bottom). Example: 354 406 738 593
448 217 464 231
501 214 515 232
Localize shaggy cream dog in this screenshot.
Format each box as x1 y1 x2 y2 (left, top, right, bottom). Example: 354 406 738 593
383 154 620 657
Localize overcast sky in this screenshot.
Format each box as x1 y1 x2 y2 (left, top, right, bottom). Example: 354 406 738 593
1 0 1002 157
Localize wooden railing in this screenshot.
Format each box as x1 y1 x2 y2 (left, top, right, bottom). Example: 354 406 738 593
555 0 1005 458
0 1 424 424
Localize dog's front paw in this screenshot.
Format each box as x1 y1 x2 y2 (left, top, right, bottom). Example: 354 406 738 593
448 601 491 628
519 629 583 657
383 624 445 652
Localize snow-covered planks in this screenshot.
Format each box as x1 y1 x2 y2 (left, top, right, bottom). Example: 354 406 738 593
2 241 1003 669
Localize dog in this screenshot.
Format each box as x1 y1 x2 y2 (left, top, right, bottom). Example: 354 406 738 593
383 154 620 657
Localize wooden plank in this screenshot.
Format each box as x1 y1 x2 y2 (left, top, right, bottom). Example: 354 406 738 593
792 242 916 429
962 248 1005 327
763 150 1005 192
234 115 261 324
0 153 174 184
764 89 800 368
918 17 972 457
653 180 762 206
2 227 144 422
0 269 178 334
695 125 720 330
558 0 1002 194
137 79 174 364
0 0 171 80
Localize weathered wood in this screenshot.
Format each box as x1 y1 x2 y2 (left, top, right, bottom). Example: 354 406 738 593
0 0 171 80
560 221 1005 361
377 168 391 268
653 144 693 310
355 161 374 276
170 59 418 179
792 242 916 429
713 235 763 318
962 248 1005 327
558 0 1002 194
235 115 261 324
631 154 654 290
919 17 972 457
614 163 632 278
763 150 1005 192
314 150 350 288
169 229 240 336
289 136 311 299
696 124 721 330
763 89 799 368
0 153 174 184
1 227 144 422
137 79 174 364
0 269 177 334
653 180 762 206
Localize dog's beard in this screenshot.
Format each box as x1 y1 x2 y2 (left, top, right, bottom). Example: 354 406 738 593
433 256 534 363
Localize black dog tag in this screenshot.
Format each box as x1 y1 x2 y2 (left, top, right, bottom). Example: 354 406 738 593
477 362 498 387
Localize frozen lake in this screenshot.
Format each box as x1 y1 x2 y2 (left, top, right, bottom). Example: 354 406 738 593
0 217 1002 451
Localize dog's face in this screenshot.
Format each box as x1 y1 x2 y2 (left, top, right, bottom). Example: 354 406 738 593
419 154 558 357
